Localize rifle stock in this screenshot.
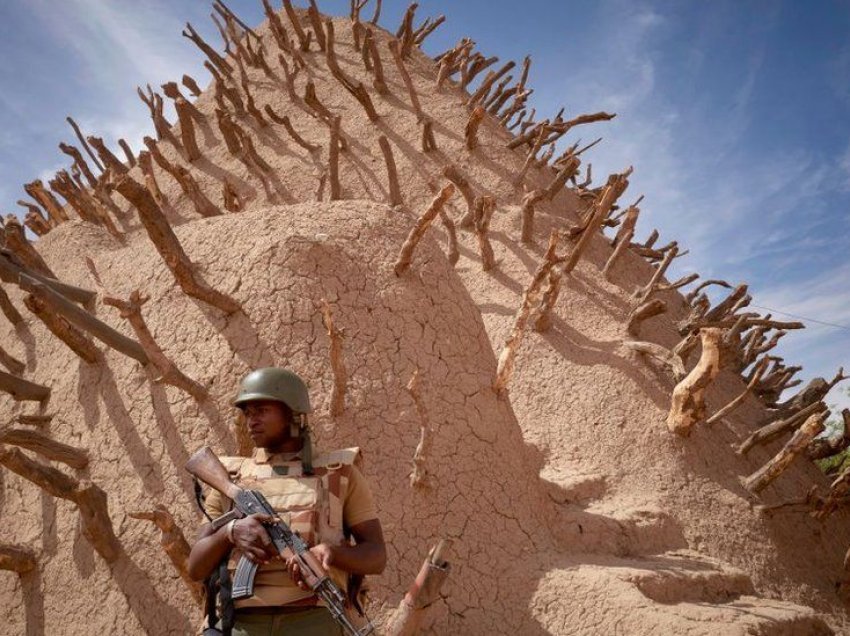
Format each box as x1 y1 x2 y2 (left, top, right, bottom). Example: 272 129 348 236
185 446 242 501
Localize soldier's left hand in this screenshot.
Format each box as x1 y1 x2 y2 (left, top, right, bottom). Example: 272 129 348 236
287 543 335 590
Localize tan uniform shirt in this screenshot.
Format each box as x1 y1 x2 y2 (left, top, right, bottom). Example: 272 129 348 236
204 447 378 608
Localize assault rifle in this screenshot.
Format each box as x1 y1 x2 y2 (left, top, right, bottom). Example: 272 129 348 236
186 446 373 636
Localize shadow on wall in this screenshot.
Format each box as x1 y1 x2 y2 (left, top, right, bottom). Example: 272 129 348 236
22 568 44 636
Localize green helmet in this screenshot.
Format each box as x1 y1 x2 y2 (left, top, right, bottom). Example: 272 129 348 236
233 367 312 413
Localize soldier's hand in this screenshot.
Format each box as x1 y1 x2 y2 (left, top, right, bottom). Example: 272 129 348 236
287 543 335 590
231 514 277 564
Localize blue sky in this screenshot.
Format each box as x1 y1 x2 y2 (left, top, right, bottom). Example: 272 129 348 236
1 0 848 413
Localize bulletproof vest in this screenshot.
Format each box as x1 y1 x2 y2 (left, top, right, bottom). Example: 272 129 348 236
218 447 362 592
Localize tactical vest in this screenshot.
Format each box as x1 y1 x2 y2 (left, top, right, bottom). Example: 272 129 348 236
218 447 362 603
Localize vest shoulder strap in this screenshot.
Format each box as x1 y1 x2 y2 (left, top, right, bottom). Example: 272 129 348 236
218 455 248 476
313 447 362 470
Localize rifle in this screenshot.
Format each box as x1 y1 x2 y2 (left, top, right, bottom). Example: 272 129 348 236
186 446 374 636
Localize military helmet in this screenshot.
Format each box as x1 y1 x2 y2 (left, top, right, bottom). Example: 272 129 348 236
233 367 312 413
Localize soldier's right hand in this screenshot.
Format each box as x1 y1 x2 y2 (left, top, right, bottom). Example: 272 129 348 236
231 514 278 564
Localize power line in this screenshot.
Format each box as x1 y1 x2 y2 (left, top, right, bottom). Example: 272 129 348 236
749 304 850 332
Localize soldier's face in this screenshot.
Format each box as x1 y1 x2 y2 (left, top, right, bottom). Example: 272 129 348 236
243 400 291 448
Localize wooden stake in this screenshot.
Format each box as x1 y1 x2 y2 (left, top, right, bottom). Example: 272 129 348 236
378 136 403 206
474 196 497 271
385 540 452 636
744 411 827 493
0 545 36 574
0 286 23 326
282 0 310 51
175 97 202 162
329 116 342 201
388 39 424 121
442 165 475 228
520 189 545 244
394 184 455 276
364 28 389 95
129 506 203 604
19 274 147 364
319 299 347 416
0 428 88 470
65 117 104 172
622 340 687 381
111 172 240 314
705 358 769 426
493 230 562 392
465 106 485 151
666 327 724 436
0 370 50 402
0 445 120 561
626 298 667 337
737 400 826 456
23 294 99 363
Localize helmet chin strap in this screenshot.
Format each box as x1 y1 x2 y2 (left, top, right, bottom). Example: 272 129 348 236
293 413 313 475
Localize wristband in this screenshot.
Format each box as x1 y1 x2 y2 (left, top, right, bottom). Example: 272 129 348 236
226 519 237 544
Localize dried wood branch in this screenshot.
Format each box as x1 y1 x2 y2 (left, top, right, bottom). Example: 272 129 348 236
520 190 545 245
465 106 485 151
744 411 827 493
474 196 497 271
388 39 424 121
385 540 451 636
0 545 36 574
282 0 310 51
0 428 88 469
364 27 389 94
705 357 769 426
394 184 455 276
129 505 203 604
737 400 827 456
442 165 475 229
493 230 562 392
111 172 239 314
319 299 347 416
666 327 724 435
378 136 403 206
0 370 51 402
626 298 666 338
23 294 99 363
622 340 687 381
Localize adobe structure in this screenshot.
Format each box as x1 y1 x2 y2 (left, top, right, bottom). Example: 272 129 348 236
1 2 849 634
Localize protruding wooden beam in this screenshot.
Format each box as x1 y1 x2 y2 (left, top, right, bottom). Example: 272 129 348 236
385 540 452 636
23 294 99 363
318 299 347 416
744 411 827 493
0 428 88 470
90 268 207 401
394 184 455 276
329 116 342 201
2 215 55 278
282 0 310 51
0 285 23 326
493 230 562 392
388 39 424 121
626 298 666 338
0 545 36 574
666 328 724 436
65 117 104 172
737 400 826 456
473 196 497 271
705 357 769 426
0 250 94 305
365 27 389 95
378 136 403 206
520 189 545 244
465 106 485 151
142 138 220 218
18 274 148 365
442 165 476 229
532 167 632 332
182 22 232 76
0 370 50 402
111 172 240 314
129 505 203 604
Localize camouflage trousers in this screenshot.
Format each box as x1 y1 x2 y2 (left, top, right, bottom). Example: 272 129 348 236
220 607 343 635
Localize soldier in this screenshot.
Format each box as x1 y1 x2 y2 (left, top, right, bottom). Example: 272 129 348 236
188 367 386 635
